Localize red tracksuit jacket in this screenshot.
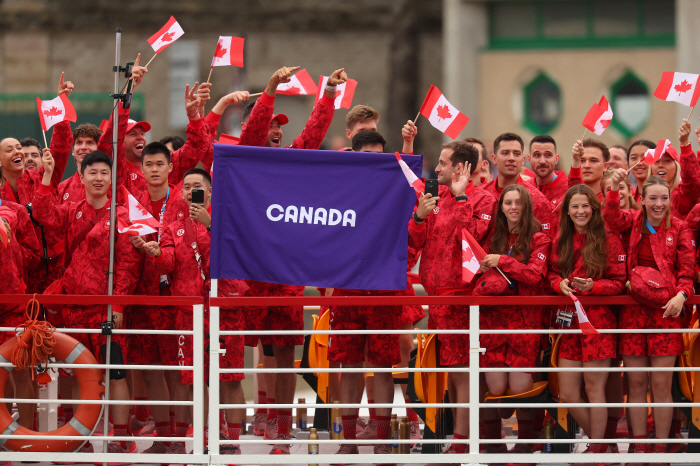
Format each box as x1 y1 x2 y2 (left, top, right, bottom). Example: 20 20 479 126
482 176 557 236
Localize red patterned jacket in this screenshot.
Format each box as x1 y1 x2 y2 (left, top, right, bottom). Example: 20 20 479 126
0 205 37 304
604 189 694 299
33 184 141 314
409 183 496 295
152 217 211 299
0 121 72 292
547 228 627 296
527 170 569 210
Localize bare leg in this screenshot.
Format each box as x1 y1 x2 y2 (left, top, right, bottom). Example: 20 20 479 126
649 355 677 440
623 355 650 438
143 370 170 424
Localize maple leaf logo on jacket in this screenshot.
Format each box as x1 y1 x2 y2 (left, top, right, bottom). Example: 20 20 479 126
214 43 227 58
675 80 693 95
436 104 452 122
44 107 63 117
161 31 175 42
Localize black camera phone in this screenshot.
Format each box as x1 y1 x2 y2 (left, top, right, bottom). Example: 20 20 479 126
424 179 439 200
191 188 205 206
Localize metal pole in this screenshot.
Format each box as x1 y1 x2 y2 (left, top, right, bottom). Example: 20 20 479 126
468 304 481 456
192 304 205 458
102 26 120 458
208 279 221 457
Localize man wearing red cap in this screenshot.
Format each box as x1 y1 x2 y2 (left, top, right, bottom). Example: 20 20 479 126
98 72 209 200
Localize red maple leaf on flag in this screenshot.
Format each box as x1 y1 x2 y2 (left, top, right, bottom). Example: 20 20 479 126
136 204 149 217
43 107 63 117
436 104 452 122
674 80 693 95
160 31 175 42
285 86 300 94
600 119 612 129
214 43 227 58
463 244 474 263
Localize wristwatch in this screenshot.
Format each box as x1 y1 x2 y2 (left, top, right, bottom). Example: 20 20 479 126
681 291 688 300
413 212 424 224
206 225 211 232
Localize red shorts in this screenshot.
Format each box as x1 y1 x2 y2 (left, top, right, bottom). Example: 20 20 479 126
480 306 540 368
0 307 26 346
618 305 683 357
62 305 128 367
244 282 304 347
219 308 245 382
128 305 177 366
327 299 403 367
430 301 470 367
558 305 616 362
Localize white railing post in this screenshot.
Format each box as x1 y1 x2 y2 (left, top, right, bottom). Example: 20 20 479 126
208 279 221 458
191 303 205 460
468 304 482 458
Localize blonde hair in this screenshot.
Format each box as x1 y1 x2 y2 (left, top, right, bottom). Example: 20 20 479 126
641 175 672 232
647 158 681 191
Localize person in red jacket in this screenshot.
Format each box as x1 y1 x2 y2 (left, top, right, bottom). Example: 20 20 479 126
0 76 73 293
647 119 700 218
409 141 496 455
35 150 142 456
526 135 569 209
475 184 551 459
127 142 190 453
58 123 101 205
605 170 695 462
567 138 609 200
547 184 626 462
482 133 556 235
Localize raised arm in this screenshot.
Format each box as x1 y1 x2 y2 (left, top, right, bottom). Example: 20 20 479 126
568 139 583 188
289 68 346 150
603 168 636 233
32 151 69 231
674 120 700 217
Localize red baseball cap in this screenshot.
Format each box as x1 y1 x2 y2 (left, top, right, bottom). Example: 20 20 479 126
127 119 151 133
271 114 289 125
664 145 679 163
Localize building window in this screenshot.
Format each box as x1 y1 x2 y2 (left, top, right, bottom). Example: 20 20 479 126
489 0 674 49
523 73 561 134
610 71 650 138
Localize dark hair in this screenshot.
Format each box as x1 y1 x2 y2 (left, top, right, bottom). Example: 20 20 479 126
80 150 112 174
72 124 101 145
159 135 185 151
529 134 556 153
351 130 386 152
183 168 212 187
582 138 610 162
463 137 488 161
493 132 524 154
442 141 480 175
19 138 41 150
243 102 256 123
610 145 627 156
142 142 171 164
627 139 656 162
556 185 607 280
490 185 540 262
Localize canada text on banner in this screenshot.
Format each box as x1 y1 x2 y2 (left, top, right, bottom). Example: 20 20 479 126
210 144 423 290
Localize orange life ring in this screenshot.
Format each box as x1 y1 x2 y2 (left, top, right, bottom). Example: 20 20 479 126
0 332 104 452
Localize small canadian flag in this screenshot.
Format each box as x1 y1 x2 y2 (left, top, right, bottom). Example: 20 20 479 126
116 187 161 236
462 228 486 283
569 293 599 335
147 16 185 54
211 36 245 68
36 94 77 131
316 76 358 109
643 139 672 166
395 152 425 197
582 95 613 136
419 85 469 140
654 71 700 107
277 69 318 95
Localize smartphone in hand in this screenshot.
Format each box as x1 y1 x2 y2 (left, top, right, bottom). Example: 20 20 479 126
425 179 439 201
191 188 205 206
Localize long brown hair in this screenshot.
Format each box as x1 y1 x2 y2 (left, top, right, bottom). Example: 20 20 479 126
556 185 608 279
491 185 540 262
641 175 672 233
